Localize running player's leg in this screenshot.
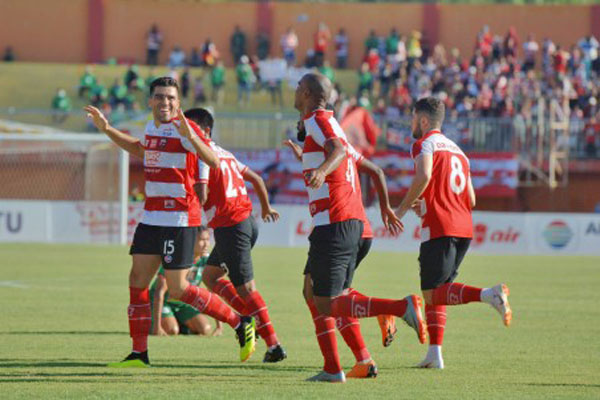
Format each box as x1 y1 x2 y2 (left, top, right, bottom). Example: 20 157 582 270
217 217 284 361
161 225 255 361
203 259 247 315
320 221 426 345
421 238 511 326
303 272 344 382
337 242 377 378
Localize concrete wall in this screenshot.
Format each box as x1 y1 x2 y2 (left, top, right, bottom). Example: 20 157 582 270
1 1 597 67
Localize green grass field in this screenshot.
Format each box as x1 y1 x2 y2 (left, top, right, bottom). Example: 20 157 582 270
1 243 599 399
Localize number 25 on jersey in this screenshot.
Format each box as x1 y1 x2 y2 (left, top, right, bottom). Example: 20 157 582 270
221 159 247 198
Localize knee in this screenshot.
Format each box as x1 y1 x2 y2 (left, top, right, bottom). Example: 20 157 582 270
236 281 255 298
165 323 179 336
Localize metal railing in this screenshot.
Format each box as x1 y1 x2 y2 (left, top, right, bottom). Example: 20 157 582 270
1 108 598 159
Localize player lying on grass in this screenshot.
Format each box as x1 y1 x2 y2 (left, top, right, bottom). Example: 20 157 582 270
85 77 256 368
185 107 287 363
293 72 427 383
284 128 403 378
151 225 224 337
394 97 512 369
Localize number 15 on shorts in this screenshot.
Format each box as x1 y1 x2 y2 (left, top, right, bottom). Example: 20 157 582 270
163 240 175 255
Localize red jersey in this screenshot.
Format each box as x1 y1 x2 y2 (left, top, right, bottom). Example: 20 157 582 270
142 119 206 227
347 142 373 239
198 142 252 229
302 109 365 227
411 130 473 242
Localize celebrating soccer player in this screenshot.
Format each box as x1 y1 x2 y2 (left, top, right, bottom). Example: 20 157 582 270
184 108 287 363
284 128 402 378
394 97 512 369
294 73 426 383
85 77 256 368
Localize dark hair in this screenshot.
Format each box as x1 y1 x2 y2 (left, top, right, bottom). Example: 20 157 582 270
414 97 445 126
184 108 214 135
149 77 179 96
197 225 209 234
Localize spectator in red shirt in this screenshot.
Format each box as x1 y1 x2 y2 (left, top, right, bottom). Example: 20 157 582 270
313 22 331 67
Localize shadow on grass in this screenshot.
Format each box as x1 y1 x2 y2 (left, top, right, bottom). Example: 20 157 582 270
0 361 106 368
0 331 125 335
0 378 102 384
522 383 600 389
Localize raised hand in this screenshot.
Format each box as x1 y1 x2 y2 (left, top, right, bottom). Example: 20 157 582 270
282 139 302 161
84 105 109 132
174 108 194 139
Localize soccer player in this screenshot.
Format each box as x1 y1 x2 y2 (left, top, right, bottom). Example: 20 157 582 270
151 225 223 337
184 108 287 363
84 77 256 368
283 134 402 378
294 72 427 383
394 97 512 369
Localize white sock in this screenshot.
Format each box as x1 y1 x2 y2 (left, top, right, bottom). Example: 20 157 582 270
480 288 493 303
426 345 443 360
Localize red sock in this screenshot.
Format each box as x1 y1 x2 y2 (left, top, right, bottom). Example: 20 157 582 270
180 285 240 329
431 283 482 306
213 279 247 315
244 291 279 347
425 304 446 345
128 287 151 353
336 317 371 363
306 299 341 374
331 293 408 318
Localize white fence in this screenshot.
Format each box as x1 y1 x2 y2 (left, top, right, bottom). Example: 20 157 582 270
1 201 599 256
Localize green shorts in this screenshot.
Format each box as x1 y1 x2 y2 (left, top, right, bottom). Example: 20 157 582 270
162 300 201 324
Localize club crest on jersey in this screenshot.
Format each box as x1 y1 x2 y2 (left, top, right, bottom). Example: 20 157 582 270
145 151 160 166
310 203 317 215
164 255 173 264
158 138 168 149
164 199 175 209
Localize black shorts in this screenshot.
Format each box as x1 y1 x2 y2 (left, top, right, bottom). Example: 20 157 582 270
419 237 471 290
306 219 363 297
206 216 258 287
342 237 373 290
129 223 197 270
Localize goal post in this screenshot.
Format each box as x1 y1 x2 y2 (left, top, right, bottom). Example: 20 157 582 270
0 132 129 245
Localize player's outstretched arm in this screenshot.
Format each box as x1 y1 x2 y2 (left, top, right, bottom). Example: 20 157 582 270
394 153 432 220
242 168 280 223
174 109 219 168
282 139 302 161
357 158 403 235
151 276 168 336
84 105 144 158
305 138 345 189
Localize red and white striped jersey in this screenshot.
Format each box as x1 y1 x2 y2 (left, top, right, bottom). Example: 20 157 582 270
302 109 365 227
411 130 473 242
198 142 253 229
141 119 206 227
346 142 373 239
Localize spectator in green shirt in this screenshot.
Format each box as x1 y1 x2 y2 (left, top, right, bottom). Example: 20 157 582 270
319 61 335 83
357 62 373 96
236 55 254 107
79 66 97 98
365 30 379 55
109 78 128 108
51 88 72 124
89 83 108 107
386 28 400 56
211 60 226 105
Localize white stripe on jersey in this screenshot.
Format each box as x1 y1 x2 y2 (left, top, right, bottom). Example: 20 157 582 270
302 151 325 169
141 210 189 227
145 181 187 198
144 151 187 170
307 183 330 202
313 210 331 226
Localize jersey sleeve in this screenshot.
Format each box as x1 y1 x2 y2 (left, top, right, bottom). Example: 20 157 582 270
197 159 210 183
411 138 434 160
235 158 248 174
309 113 338 147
